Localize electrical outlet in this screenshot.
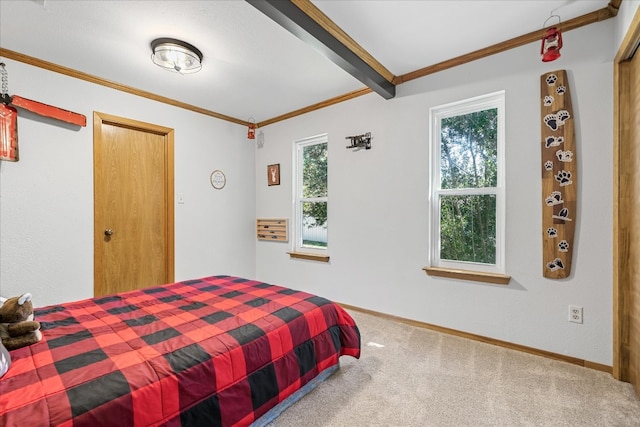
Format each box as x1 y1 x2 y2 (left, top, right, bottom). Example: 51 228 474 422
569 305 583 324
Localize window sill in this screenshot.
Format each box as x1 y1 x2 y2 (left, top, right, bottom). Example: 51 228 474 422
423 267 510 285
287 252 330 262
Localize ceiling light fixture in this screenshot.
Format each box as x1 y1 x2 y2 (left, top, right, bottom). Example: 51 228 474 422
151 38 203 74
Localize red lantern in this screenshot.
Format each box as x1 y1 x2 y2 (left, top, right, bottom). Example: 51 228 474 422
247 118 256 140
541 27 563 62
0 102 19 161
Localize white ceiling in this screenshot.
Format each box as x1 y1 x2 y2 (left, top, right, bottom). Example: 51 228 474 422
0 0 611 123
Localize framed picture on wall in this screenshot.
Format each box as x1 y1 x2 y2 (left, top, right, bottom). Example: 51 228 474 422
267 164 280 186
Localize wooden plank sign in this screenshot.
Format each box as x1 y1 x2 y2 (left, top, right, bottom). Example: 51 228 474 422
0 63 86 162
540 70 576 279
0 95 86 162
257 218 288 242
11 95 87 127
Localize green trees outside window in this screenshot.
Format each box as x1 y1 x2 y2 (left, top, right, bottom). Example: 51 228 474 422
295 136 328 251
440 109 497 264
440 194 496 264
430 92 505 272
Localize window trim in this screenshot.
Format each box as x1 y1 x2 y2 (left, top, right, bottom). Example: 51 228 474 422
292 133 328 257
287 251 330 262
428 91 506 275
423 267 510 285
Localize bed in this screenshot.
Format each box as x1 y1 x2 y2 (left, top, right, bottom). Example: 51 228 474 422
0 275 361 426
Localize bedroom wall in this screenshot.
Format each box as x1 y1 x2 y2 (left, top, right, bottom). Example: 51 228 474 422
255 20 615 365
615 1 639 51
0 60 256 307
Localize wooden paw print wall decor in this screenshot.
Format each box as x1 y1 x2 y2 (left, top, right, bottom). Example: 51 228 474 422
540 70 576 279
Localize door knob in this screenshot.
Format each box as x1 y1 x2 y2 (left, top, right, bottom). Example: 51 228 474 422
104 229 114 236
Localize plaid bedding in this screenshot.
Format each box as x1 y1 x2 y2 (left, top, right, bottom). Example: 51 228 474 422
0 275 361 427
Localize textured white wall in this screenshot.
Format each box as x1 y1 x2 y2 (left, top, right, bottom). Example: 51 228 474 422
615 1 639 52
0 60 256 307
255 21 615 365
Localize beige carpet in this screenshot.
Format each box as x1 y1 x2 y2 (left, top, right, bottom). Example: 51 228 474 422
268 309 640 427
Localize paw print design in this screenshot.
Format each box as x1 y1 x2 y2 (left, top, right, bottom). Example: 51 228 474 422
546 227 558 238
552 207 573 221
556 86 566 95
558 240 569 252
556 109 571 124
546 74 558 85
544 160 554 171
555 170 572 186
545 191 564 206
544 111 570 131
543 95 554 106
545 135 564 148
556 149 573 162
547 257 565 271
544 114 559 131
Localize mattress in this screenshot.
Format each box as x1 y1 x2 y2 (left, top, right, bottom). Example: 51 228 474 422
0 275 361 426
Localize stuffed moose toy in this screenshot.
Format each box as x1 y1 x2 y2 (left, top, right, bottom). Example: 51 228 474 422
0 293 42 351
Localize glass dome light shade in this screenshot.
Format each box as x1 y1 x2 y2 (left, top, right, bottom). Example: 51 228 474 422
151 38 203 74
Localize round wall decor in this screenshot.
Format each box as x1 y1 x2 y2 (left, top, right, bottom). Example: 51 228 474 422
210 170 226 189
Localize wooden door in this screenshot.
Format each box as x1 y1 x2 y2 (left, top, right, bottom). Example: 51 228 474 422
627 49 640 396
614 9 640 397
93 112 174 297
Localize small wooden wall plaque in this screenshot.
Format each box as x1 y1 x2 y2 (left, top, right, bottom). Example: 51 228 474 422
256 218 288 242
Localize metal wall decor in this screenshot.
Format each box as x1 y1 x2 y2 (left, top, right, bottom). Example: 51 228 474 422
345 132 372 150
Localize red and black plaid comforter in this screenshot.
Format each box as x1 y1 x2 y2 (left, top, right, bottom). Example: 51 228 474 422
0 275 361 427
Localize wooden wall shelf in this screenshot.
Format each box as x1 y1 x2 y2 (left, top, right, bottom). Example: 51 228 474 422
257 218 288 242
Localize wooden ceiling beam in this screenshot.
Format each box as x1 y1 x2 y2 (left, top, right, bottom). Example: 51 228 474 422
258 3 622 124
607 0 623 15
2 2 624 128
289 0 395 83
396 6 619 85
246 0 396 100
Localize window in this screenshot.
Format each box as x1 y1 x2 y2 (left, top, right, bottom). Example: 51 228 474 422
429 91 505 274
293 134 328 256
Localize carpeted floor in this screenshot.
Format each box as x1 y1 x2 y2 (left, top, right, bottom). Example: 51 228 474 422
268 309 640 427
